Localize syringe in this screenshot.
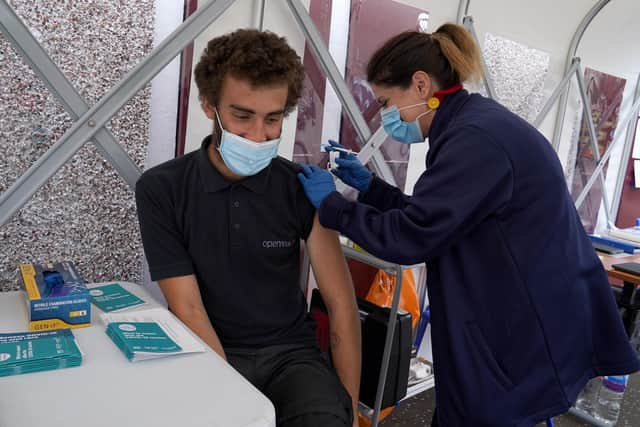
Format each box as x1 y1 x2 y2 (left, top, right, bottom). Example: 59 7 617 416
322 145 360 170
320 144 359 156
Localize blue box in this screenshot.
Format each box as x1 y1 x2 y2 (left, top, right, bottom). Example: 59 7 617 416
18 261 91 332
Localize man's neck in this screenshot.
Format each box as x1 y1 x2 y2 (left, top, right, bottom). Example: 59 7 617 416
207 140 245 182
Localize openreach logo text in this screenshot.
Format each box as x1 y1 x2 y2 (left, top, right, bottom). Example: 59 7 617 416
262 240 294 248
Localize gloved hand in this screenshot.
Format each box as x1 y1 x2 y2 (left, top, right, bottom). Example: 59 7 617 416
325 139 372 193
297 164 336 209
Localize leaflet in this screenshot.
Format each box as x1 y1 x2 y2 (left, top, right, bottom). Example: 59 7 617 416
89 283 146 312
102 308 206 362
0 329 82 376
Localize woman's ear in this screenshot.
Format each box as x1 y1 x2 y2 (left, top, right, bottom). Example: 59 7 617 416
200 97 216 120
412 71 432 99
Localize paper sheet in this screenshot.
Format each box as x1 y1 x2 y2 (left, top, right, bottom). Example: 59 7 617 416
101 308 205 354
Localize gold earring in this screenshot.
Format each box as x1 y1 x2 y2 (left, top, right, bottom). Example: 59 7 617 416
427 97 440 109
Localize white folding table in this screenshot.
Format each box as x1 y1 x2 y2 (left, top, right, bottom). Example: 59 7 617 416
0 282 275 427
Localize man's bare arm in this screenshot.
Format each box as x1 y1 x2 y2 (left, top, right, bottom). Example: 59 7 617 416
307 213 361 422
158 274 226 359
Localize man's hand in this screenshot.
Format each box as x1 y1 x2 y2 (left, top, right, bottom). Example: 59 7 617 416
297 164 336 209
158 275 226 359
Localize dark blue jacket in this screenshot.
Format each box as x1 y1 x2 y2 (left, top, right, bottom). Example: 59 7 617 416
319 90 639 426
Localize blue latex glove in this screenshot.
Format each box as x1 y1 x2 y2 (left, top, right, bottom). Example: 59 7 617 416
297 164 337 209
42 270 64 297
325 140 372 193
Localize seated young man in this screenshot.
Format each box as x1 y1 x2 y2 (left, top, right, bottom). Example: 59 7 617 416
135 29 361 427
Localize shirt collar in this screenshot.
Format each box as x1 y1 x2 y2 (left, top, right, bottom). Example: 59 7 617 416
427 88 470 142
197 135 272 194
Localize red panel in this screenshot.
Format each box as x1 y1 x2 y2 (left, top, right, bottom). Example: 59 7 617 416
292 0 333 167
615 117 640 228
175 0 198 157
571 68 626 232
340 0 430 189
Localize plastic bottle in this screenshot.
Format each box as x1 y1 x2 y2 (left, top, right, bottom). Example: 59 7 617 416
413 306 430 350
574 377 601 416
594 375 628 425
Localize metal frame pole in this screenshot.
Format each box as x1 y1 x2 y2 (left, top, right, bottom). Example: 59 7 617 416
568 408 611 427
456 0 471 25
0 0 237 226
0 0 141 189
551 0 611 151
574 61 612 225
371 264 403 427
533 59 580 129
253 0 265 30
358 127 388 166
462 16 496 100
342 245 403 427
352 128 396 195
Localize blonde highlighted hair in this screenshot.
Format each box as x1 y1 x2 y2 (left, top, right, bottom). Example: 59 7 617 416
367 23 483 89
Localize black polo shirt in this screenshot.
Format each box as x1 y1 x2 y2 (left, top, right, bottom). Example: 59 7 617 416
135 136 317 348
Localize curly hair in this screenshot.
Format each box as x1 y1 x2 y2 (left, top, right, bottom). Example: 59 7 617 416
194 29 304 115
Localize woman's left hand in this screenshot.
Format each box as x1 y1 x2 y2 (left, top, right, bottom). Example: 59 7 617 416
297 164 337 208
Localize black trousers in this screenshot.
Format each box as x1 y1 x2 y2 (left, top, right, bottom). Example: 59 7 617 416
226 343 353 427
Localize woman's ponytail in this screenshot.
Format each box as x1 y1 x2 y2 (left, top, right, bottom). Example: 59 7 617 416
367 23 483 89
432 23 483 84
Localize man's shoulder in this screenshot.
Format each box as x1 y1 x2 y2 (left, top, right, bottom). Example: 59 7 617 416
271 156 303 176
268 157 308 189
138 150 199 188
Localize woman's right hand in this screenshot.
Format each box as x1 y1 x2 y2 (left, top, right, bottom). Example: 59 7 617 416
326 140 372 193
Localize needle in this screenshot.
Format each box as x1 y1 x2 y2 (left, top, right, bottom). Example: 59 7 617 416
320 144 358 155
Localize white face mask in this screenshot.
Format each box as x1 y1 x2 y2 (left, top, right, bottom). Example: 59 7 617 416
215 113 281 176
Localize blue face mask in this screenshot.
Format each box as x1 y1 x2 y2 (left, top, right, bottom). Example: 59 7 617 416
216 114 281 177
380 102 432 144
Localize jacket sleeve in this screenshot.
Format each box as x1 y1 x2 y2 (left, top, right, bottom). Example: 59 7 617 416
357 175 412 211
318 127 514 265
